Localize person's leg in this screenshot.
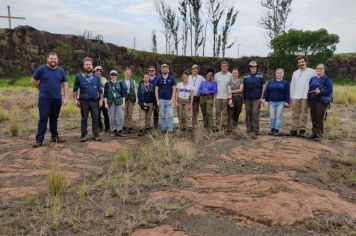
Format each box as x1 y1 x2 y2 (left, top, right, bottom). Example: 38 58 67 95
315 102 326 138
184 99 192 129
98 106 103 130
139 107 146 130
269 101 276 130
215 99 222 129
159 99 167 132
177 99 184 130
118 105 125 132
192 98 199 128
89 101 99 137
206 97 214 130
275 102 285 131
235 96 243 125
49 99 62 140
245 99 252 133
146 106 153 129
36 98 51 143
167 101 174 132
309 101 317 137
200 97 208 128
221 99 228 128
102 106 110 130
153 106 159 128
126 101 134 130
300 99 309 132
291 99 301 131
108 105 116 132
251 100 261 133
227 101 234 130
80 100 90 138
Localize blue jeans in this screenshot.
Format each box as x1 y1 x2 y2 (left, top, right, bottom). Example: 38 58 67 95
36 98 62 142
269 101 284 129
159 99 174 132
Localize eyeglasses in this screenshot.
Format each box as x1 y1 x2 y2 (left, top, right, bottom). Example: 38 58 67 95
149 70 155 72
110 74 118 76
316 68 324 70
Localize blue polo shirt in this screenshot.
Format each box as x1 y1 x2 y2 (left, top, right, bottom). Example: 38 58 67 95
243 72 265 100
73 72 102 100
155 75 176 100
32 65 68 100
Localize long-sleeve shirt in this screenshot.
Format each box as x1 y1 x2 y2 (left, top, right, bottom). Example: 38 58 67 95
263 79 290 103
137 81 155 105
198 81 217 96
308 75 333 103
290 68 316 99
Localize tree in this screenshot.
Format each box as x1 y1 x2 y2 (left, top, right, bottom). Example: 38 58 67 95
178 0 189 56
154 0 170 54
189 0 204 56
166 8 180 55
207 0 225 57
270 28 339 78
152 30 158 53
216 34 222 57
260 0 293 44
221 6 238 57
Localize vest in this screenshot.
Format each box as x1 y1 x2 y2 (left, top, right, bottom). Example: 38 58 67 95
107 82 123 106
122 79 136 103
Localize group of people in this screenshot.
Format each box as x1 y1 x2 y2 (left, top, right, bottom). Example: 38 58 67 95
31 52 333 148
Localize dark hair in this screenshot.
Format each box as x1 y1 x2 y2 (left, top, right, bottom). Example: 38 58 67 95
206 68 215 75
221 60 229 66
148 66 156 70
47 52 58 58
232 67 239 71
125 65 134 71
297 55 308 62
83 57 93 64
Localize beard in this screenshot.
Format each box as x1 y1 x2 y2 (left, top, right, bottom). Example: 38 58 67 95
84 67 93 73
48 61 57 68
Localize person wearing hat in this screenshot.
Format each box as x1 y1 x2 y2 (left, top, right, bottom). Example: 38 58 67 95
176 73 194 131
104 70 127 137
120 66 137 133
290 55 316 137
155 64 177 133
148 66 159 129
94 66 110 133
188 64 205 129
243 60 265 138
214 61 232 131
73 57 103 142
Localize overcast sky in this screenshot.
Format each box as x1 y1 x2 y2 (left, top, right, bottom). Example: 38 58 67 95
1 0 355 57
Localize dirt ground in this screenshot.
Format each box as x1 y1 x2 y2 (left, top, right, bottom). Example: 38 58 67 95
0 88 355 236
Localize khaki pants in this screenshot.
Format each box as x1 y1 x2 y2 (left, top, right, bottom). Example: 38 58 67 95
245 99 261 133
215 98 228 128
192 96 200 128
200 95 214 130
177 98 192 130
291 99 309 131
139 104 153 129
124 100 135 129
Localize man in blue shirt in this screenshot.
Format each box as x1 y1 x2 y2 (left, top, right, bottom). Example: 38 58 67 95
31 52 69 148
243 61 265 138
73 57 104 142
155 64 176 133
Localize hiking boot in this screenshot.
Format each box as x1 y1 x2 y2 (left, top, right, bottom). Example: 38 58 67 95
298 129 306 137
32 141 44 148
110 131 117 137
273 129 280 136
93 136 102 141
51 137 66 143
290 130 298 136
80 136 87 142
313 136 322 142
117 131 127 137
97 128 103 133
269 129 275 135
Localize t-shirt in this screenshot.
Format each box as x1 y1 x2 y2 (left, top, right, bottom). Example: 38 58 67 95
290 68 316 99
229 79 243 95
177 82 194 100
214 72 232 99
32 64 68 100
155 75 176 100
263 79 290 102
188 74 205 96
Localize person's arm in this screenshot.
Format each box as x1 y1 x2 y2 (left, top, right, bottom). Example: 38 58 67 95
290 72 295 99
212 82 218 95
137 83 143 106
189 90 194 109
170 85 177 106
175 87 179 106
155 86 160 107
285 82 291 105
122 97 126 110
98 80 103 107
259 77 266 103
73 75 80 107
62 82 69 106
104 83 109 109
31 78 39 89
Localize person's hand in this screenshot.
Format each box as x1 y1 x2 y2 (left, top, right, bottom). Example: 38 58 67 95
74 99 80 108
105 103 108 109
62 97 68 107
157 100 161 107
99 99 103 108
189 104 193 110
228 99 233 106
261 99 266 104
284 102 289 108
169 100 173 106
122 103 125 110
144 103 147 106
315 87 320 95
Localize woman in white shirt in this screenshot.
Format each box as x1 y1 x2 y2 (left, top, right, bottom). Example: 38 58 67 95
176 73 194 131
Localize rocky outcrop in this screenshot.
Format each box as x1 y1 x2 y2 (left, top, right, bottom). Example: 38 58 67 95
0 26 355 80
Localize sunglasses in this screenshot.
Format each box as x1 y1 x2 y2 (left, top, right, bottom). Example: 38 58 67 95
110 74 118 76
149 70 155 72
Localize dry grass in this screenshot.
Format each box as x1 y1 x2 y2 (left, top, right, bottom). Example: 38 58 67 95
333 85 356 105
0 107 9 122
60 101 80 118
305 213 356 235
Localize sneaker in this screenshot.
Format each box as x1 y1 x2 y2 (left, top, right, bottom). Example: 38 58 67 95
51 137 66 143
273 129 279 136
117 131 127 137
32 141 44 148
299 129 306 137
290 130 298 136
80 136 87 142
110 131 117 137
313 136 322 142
93 136 102 141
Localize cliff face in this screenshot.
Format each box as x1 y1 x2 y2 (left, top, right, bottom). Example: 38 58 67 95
0 26 355 80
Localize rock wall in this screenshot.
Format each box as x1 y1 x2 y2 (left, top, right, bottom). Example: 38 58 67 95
0 26 355 81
